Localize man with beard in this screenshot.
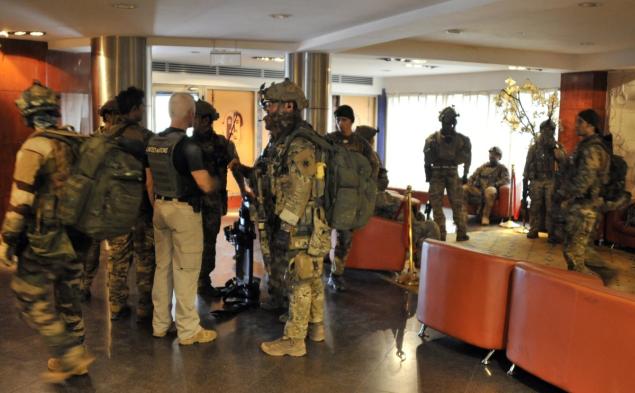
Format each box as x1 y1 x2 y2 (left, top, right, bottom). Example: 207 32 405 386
423 106 471 241
191 100 248 296
256 79 331 356
462 146 510 225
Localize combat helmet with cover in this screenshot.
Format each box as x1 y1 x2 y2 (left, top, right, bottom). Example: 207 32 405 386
259 78 309 110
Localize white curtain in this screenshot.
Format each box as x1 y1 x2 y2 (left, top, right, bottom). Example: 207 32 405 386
60 93 92 135
385 91 558 191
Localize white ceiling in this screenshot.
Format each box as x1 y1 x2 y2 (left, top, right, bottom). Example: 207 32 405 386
3 0 635 75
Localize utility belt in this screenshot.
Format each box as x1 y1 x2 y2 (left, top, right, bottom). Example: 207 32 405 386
155 194 202 213
430 165 458 169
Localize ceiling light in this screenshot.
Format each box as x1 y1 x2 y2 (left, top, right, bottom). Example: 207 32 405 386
112 3 137 9
405 64 438 69
446 28 464 34
578 2 601 7
0 31 9 38
270 13 292 20
253 56 285 62
13 31 27 36
29 31 45 37
411 59 427 64
508 65 528 71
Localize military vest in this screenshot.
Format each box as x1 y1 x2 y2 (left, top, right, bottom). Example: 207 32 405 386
472 163 507 189
147 130 198 198
425 131 471 167
192 131 233 189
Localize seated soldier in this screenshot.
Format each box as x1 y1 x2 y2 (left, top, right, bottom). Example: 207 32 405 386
462 146 510 225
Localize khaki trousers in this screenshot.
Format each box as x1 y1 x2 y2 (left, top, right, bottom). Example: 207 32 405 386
152 199 204 340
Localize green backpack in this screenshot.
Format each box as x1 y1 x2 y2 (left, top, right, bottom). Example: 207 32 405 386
56 126 145 240
282 127 377 230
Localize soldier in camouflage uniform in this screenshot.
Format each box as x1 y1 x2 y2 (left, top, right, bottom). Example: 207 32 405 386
524 120 566 239
257 79 332 357
325 107 380 291
0 81 95 383
560 109 610 277
80 99 120 302
192 100 248 296
462 146 510 225
105 87 155 320
423 107 471 241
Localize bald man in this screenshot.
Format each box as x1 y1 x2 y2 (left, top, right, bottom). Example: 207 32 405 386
146 93 219 345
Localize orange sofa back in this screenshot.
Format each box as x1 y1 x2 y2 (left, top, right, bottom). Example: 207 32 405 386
507 262 635 393
345 216 406 272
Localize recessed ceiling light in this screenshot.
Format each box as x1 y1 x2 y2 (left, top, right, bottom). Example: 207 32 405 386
29 31 45 37
13 31 27 36
446 28 464 34
580 41 595 46
578 2 601 7
0 31 9 38
112 3 137 10
270 13 292 20
411 59 427 64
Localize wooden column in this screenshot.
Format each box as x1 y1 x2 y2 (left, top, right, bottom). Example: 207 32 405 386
558 71 608 153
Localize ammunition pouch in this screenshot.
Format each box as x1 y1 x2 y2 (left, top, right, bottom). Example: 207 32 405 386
308 207 331 257
290 252 322 281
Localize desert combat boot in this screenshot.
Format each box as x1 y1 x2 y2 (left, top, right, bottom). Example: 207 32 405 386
260 336 307 357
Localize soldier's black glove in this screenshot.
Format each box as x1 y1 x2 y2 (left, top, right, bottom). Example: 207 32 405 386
272 229 291 253
461 175 468 185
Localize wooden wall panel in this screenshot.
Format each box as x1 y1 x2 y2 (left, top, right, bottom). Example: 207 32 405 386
558 71 608 153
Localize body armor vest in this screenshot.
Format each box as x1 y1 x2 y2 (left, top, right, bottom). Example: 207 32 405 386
147 130 197 198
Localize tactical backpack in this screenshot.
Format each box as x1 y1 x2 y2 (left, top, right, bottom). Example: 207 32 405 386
588 139 631 211
55 126 145 240
282 128 377 230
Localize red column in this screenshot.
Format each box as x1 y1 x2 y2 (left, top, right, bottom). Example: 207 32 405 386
558 71 608 153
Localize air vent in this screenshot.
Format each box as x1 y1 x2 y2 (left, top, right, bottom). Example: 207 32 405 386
264 69 285 79
218 66 261 77
331 74 373 86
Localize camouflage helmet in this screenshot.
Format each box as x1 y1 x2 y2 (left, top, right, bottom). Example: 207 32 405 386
99 99 119 117
259 78 308 111
15 80 60 118
355 125 378 143
438 106 459 122
195 99 220 121
489 146 503 158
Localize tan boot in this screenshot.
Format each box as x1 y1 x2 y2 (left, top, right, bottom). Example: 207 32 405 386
179 328 217 346
260 336 306 357
41 347 95 384
308 323 325 342
481 216 490 225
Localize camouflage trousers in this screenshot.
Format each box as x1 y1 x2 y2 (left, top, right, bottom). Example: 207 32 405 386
81 239 101 294
107 217 155 315
413 218 441 263
199 197 222 287
563 202 604 271
266 244 289 306
463 185 497 219
283 250 325 340
331 229 353 276
11 229 90 358
528 179 555 235
428 169 468 238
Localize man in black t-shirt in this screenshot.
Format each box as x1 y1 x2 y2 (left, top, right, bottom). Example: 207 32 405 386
146 93 219 346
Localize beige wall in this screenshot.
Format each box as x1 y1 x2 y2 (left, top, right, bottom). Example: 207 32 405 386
607 71 635 196
206 89 255 196
339 95 377 129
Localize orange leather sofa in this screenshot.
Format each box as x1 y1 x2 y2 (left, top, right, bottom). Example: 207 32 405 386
416 240 517 354
605 202 635 248
345 216 406 272
506 262 633 393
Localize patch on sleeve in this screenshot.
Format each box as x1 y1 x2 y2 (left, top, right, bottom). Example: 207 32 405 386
292 148 316 177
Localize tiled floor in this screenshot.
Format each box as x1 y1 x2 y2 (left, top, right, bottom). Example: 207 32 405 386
0 212 585 392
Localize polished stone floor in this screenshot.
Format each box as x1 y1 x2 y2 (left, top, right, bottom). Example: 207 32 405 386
0 214 566 393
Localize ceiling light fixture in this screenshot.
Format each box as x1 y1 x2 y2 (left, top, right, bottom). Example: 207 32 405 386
270 13 292 20
29 31 45 37
446 28 464 34
112 3 138 10
0 31 9 38
252 56 285 62
508 65 543 72
13 31 27 36
578 2 601 7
